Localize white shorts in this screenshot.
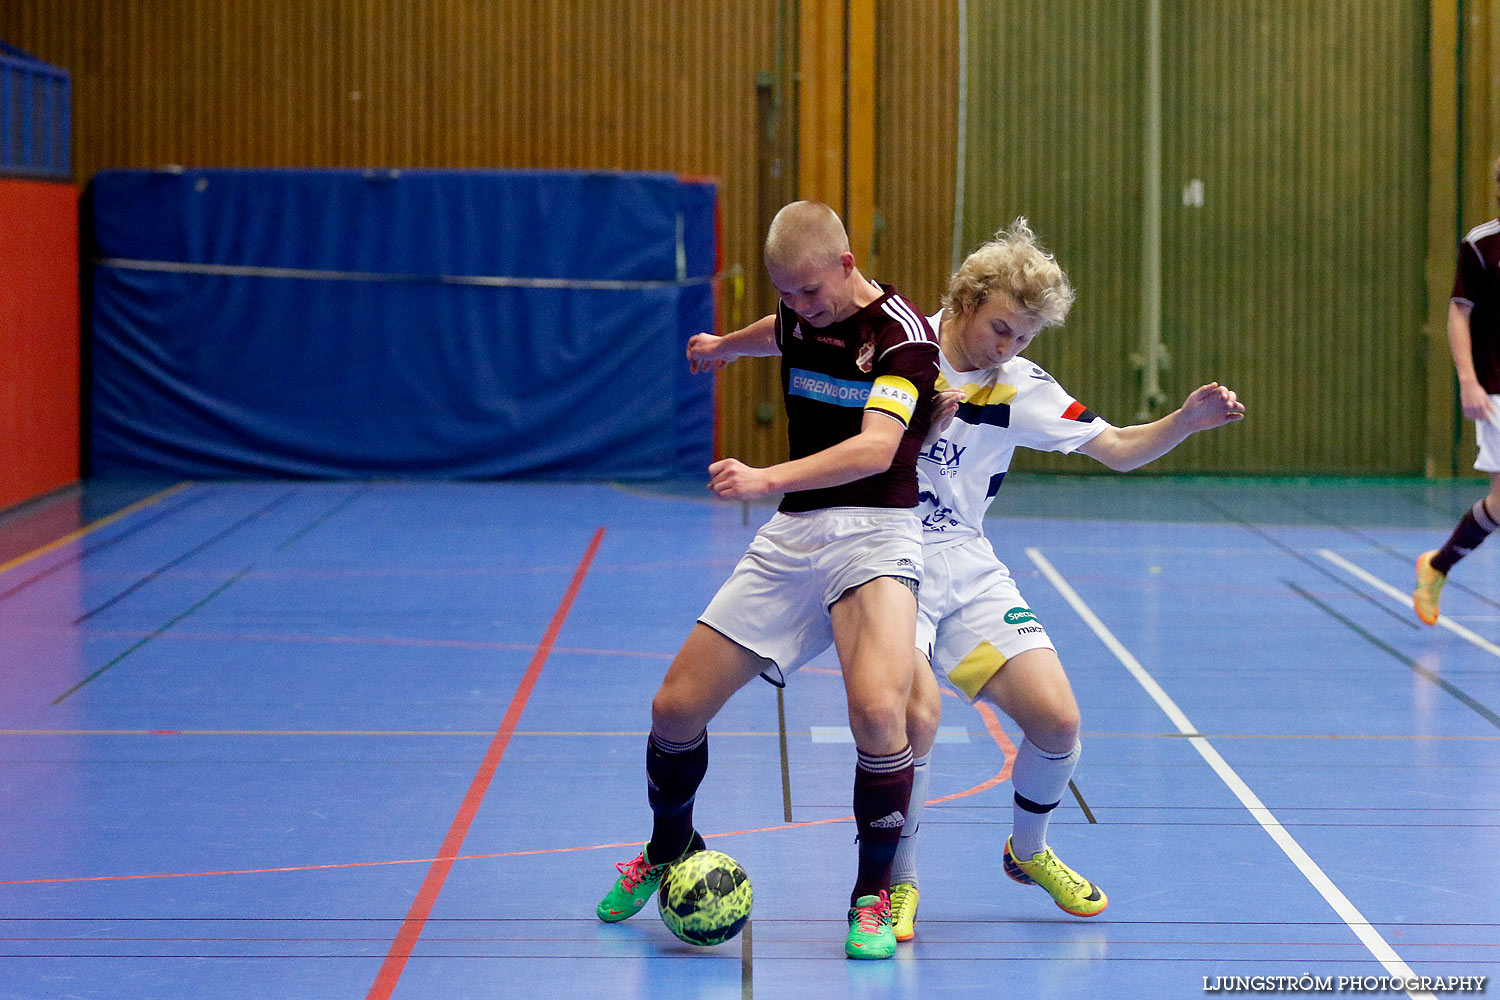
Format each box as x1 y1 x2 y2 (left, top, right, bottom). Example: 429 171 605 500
1476 399 1500 472
915 535 1055 702
699 507 923 686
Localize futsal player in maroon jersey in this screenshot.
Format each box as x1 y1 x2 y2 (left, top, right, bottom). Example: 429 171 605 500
596 201 939 959
1416 156 1500 624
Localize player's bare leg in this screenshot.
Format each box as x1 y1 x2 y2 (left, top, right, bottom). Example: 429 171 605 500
832 577 917 754
652 624 773 743
905 653 943 758
830 577 918 957
597 625 771 923
978 647 1079 756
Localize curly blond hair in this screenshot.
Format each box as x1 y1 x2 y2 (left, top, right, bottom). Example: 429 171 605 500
941 218 1074 328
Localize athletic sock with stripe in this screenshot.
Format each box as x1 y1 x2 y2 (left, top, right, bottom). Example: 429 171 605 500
1010 738 1080 859
851 744 914 903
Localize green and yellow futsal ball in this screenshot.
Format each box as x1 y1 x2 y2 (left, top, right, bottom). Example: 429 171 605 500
657 849 753 946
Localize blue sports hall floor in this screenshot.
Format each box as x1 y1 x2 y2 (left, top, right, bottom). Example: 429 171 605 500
0 475 1495 1000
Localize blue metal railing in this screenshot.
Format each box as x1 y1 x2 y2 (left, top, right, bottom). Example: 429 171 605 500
0 42 70 179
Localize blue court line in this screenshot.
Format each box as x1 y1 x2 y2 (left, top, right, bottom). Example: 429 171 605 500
1322 549 1500 661
274 485 370 552
0 482 191 583
1285 580 1500 730
49 485 429 706
52 564 254 704
0 488 209 606
72 489 295 625
1068 780 1096 822
1190 490 1422 631
1277 489 1500 613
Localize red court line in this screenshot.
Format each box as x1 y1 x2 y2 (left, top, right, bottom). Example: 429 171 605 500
929 701 1016 803
366 526 604 1000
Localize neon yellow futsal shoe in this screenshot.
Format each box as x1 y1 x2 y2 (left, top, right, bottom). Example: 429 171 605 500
845 890 896 959
1413 550 1445 626
596 831 705 923
1003 836 1107 917
888 882 919 942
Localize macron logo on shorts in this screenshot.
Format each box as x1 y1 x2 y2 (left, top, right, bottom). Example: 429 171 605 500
870 811 906 829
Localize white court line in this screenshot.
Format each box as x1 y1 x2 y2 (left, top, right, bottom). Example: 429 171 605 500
1318 549 1500 660
1027 546 1433 999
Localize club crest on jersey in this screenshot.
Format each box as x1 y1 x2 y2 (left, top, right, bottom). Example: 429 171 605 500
856 339 875 372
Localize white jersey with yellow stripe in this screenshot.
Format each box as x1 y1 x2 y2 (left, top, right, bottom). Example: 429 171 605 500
915 312 1110 549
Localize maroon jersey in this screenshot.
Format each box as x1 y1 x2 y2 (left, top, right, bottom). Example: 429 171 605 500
1453 219 1500 393
774 283 939 513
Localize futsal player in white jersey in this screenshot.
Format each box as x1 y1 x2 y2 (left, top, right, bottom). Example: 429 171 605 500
885 219 1245 940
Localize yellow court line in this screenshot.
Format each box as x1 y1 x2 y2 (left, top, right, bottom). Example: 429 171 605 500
0 481 192 579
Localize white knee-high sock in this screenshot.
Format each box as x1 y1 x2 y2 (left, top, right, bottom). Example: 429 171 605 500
889 751 930 887
1010 738 1080 859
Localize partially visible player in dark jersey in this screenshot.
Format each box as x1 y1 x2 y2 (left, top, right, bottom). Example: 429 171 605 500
1415 155 1500 624
595 200 939 960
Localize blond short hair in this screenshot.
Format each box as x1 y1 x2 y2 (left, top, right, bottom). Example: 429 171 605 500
764 201 850 272
942 217 1074 328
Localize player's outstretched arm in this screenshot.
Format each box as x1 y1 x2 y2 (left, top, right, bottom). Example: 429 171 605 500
707 410 906 501
1077 382 1245 472
687 314 780 373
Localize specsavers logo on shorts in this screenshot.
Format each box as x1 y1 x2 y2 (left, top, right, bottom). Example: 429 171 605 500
788 369 871 407
1004 607 1037 625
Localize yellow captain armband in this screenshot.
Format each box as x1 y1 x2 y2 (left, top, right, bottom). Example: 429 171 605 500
865 375 919 425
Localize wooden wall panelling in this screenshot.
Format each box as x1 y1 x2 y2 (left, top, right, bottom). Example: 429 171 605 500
872 0 958 315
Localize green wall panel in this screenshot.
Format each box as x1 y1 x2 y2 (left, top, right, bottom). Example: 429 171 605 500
962 0 1428 475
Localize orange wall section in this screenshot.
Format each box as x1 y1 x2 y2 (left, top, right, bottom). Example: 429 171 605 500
0 179 80 510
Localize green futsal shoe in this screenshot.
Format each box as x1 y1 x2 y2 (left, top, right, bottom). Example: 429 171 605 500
888 881 919 942
845 890 896 959
1003 836 1107 917
596 831 705 923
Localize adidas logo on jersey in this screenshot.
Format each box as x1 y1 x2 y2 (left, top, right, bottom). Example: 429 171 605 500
869 811 906 829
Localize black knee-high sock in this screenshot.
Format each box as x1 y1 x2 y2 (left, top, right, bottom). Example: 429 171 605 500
646 729 708 864
1433 499 1499 574
851 745 914 904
